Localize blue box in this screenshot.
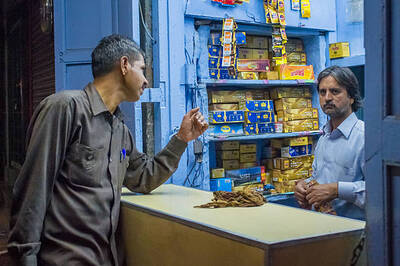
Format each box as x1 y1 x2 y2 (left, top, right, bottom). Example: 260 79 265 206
210 178 232 192
245 100 274 111
236 32 246 45
209 111 244 124
257 123 275 134
225 166 264 186
259 111 275 123
244 123 257 135
281 144 312 158
208 45 222 57
209 68 219 79
225 110 244 122
208 57 220 68
208 123 244 136
209 32 222 45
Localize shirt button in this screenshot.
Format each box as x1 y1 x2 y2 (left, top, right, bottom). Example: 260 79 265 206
87 155 94 160
109 158 113 162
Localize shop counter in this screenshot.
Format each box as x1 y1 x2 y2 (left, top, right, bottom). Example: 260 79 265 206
120 184 365 266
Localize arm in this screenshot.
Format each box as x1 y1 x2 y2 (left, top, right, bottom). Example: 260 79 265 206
8 95 73 266
124 108 208 193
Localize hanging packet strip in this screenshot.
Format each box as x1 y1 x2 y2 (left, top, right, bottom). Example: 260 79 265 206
301 0 311 18
264 3 272 23
223 31 233 44
278 11 286 26
268 6 279 24
223 18 235 31
277 0 285 12
280 27 287 40
291 0 300 10
269 0 278 8
223 43 233 56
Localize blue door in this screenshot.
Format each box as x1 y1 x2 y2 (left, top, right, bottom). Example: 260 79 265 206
365 0 400 265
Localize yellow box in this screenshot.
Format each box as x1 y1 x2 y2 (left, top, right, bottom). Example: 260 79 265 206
221 159 240 170
211 168 225 178
273 155 314 170
240 153 257 163
271 136 313 148
274 98 312 111
238 48 255 59
253 37 268 49
270 87 311 99
232 183 264 192
283 119 319 133
329 42 350 59
209 90 245 103
208 103 239 111
245 90 269 100
278 64 315 80
215 141 240 150
253 49 269 59
272 168 310 180
287 52 307 64
266 71 279 80
240 144 257 154
240 162 258 169
239 72 259 80
277 108 318 122
217 150 240 160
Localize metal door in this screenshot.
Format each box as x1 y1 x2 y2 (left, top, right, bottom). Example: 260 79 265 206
365 0 400 265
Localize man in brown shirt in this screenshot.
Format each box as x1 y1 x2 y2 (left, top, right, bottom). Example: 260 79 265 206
8 34 208 266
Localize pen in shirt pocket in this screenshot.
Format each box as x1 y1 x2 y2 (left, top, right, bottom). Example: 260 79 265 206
120 148 126 162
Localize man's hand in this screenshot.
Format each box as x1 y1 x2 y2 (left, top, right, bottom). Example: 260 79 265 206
176 107 208 143
294 179 311 209
305 182 338 208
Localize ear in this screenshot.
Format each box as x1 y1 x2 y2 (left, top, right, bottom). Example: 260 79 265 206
350 97 354 105
120 56 130 76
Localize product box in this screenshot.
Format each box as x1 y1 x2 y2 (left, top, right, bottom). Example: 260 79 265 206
277 108 318 122
209 32 222 45
270 87 311 99
209 90 245 103
215 141 240 150
225 166 265 186
216 150 240 160
283 119 319 133
281 144 312 158
329 42 350 59
211 168 225 178
237 59 270 72
287 52 307 64
240 153 257 163
245 90 269 100
209 68 219 79
257 123 275 134
272 179 297 193
208 103 239 111
244 123 257 135
208 57 220 68
272 168 310 180
208 45 222 57
240 143 257 154
286 38 304 52
219 159 240 170
274 98 312 111
210 178 232 192
239 71 259 80
278 64 315 80
273 155 314 170
245 100 274 111
232 182 264 192
239 162 258 169
263 158 274 170
271 136 313 148
238 48 254 59
236 32 247 45
208 123 244 136
253 49 269 59
245 111 275 123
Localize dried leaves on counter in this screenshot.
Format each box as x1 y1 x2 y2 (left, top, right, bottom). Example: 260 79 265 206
307 180 337 215
194 190 266 208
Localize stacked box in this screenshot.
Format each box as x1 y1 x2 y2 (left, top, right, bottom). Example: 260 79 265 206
210 178 232 192
281 144 312 158
208 124 244 136
211 168 225 178
277 108 318 122
273 155 314 170
282 119 319 133
274 98 312 111
270 87 311 99
209 110 245 124
209 90 245 104
225 166 266 187
216 141 240 170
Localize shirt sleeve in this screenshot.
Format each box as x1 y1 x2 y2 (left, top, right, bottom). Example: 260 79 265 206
124 134 188 193
8 95 74 266
338 144 366 209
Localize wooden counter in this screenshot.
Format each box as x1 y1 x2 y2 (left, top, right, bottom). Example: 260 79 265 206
120 184 366 266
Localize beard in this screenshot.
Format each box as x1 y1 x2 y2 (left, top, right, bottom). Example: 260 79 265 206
322 103 351 119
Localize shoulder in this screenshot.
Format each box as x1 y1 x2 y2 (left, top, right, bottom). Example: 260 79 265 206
353 119 365 135
40 90 86 110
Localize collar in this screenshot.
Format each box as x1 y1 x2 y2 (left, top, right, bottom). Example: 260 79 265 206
323 112 358 139
84 83 124 121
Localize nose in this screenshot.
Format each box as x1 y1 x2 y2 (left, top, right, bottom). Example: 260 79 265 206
143 78 148 88
324 90 333 101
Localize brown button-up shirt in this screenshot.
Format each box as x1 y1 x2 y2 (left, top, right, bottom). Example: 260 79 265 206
8 83 187 266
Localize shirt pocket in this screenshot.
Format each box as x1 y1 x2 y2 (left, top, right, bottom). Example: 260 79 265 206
335 153 356 180
118 156 130 188
65 142 104 187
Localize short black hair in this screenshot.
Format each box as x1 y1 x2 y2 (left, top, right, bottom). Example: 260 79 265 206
91 34 144 78
317 65 362 112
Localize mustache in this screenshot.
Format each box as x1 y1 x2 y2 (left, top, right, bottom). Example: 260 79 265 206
323 103 336 109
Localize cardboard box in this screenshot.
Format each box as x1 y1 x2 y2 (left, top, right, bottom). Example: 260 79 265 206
329 42 350 59
208 45 222 57
257 123 275 134
272 168 310 180
210 178 232 192
240 153 257 163
245 90 269 100
217 150 240 160
271 136 313 148
270 87 311 99
237 59 270 72
240 144 257 154
208 103 239 111
232 182 264 192
209 68 219 79
286 38 304 52
281 144 312 158
253 49 269 59
283 119 319 133
211 168 225 178
215 141 240 150
209 32 222 45
225 166 265 186
274 98 312 111
273 155 314 170
244 123 257 135
245 111 275 123
220 159 240 170
277 108 318 122
287 52 307 64
245 100 274 111
238 48 254 59
239 72 259 80
278 65 315 80
239 162 258 169
208 123 244 136
236 32 247 45
209 90 245 104
265 71 279 80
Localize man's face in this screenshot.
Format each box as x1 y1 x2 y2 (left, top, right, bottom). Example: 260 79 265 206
318 75 354 119
124 55 148 102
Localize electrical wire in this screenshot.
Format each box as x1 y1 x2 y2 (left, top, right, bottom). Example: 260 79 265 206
138 0 156 43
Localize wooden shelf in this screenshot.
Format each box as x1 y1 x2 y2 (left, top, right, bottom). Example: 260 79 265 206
201 79 316 88
207 130 321 142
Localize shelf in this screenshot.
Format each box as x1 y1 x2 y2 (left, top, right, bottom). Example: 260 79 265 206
207 130 321 142
201 79 316 88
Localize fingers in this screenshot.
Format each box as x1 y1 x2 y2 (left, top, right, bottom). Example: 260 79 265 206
187 107 200 118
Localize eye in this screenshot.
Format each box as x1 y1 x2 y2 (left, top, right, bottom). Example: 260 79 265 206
331 89 340 95
318 89 326 96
